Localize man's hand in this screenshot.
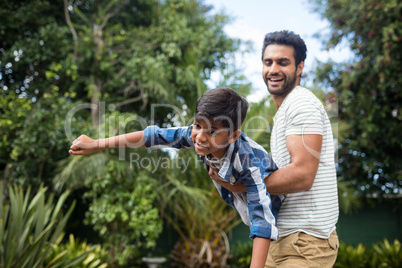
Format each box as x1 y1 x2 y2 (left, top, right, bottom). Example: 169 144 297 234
69 135 100 155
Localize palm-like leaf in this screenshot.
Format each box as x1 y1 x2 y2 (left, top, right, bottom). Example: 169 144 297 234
44 234 108 268
156 150 241 266
334 242 368 268
53 152 134 191
0 182 77 268
372 239 402 267
337 180 362 214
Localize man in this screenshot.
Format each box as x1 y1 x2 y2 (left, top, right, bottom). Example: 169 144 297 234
209 30 339 267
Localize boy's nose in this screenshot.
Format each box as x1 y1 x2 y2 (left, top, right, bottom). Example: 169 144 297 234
197 131 207 142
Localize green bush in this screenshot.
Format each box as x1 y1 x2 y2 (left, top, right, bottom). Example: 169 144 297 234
334 242 369 268
0 182 94 268
228 238 402 268
227 240 253 268
84 162 163 267
44 234 109 268
335 239 402 268
372 239 402 267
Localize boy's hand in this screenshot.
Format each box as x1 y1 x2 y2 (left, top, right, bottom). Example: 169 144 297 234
208 166 220 182
69 135 100 155
208 166 247 193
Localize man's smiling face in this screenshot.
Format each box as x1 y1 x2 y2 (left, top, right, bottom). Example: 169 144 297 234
262 44 304 97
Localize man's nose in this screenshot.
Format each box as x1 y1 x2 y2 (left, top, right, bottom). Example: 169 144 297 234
270 62 280 74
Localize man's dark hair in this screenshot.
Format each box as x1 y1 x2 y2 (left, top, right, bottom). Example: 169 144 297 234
261 30 307 67
195 87 248 132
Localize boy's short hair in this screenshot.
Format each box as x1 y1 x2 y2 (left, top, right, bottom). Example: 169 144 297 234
195 87 249 132
261 30 307 67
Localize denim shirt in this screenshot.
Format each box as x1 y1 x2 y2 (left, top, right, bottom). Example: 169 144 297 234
144 125 284 240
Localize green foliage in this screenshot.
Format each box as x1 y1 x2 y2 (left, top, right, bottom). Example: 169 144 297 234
1 0 243 182
334 239 402 268
169 190 239 267
0 92 32 169
54 110 167 266
242 96 276 151
0 0 69 97
227 241 253 268
372 239 402 267
84 161 163 267
335 242 369 268
0 182 75 268
1 1 253 267
44 234 108 268
0 89 90 187
55 0 241 126
311 0 402 196
160 151 241 267
54 151 165 267
337 180 363 214
230 238 402 268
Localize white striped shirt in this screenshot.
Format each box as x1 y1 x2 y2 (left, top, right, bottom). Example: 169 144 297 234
271 86 339 239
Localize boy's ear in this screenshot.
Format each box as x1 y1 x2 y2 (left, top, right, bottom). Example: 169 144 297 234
229 129 241 144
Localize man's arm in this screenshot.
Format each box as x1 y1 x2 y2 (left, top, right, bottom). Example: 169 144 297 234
251 237 270 268
265 133 321 195
69 131 146 155
209 134 322 195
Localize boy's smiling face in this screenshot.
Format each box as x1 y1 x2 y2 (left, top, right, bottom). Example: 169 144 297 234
192 119 240 159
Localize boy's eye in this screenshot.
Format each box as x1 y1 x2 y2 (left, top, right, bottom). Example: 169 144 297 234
194 123 201 129
208 130 216 136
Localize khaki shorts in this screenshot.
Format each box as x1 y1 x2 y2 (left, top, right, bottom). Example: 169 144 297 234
265 230 338 268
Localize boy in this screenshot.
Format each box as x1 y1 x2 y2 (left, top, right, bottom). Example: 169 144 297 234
69 87 284 267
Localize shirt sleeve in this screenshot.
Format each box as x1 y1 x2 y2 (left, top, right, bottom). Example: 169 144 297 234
143 125 194 149
241 166 279 240
285 97 325 136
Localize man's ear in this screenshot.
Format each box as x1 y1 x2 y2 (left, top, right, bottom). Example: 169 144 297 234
297 61 304 77
229 129 241 144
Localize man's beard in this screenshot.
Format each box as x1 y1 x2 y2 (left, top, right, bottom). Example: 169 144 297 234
265 71 298 96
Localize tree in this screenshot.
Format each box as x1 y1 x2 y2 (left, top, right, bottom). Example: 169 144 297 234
1 0 255 265
0 0 88 186
62 0 239 127
1 0 240 185
310 0 402 196
0 0 70 98
0 89 90 187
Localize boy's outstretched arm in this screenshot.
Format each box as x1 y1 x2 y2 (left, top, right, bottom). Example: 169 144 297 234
69 131 146 155
251 237 270 267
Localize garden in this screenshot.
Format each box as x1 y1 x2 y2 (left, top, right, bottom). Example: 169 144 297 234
1 0 401 267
